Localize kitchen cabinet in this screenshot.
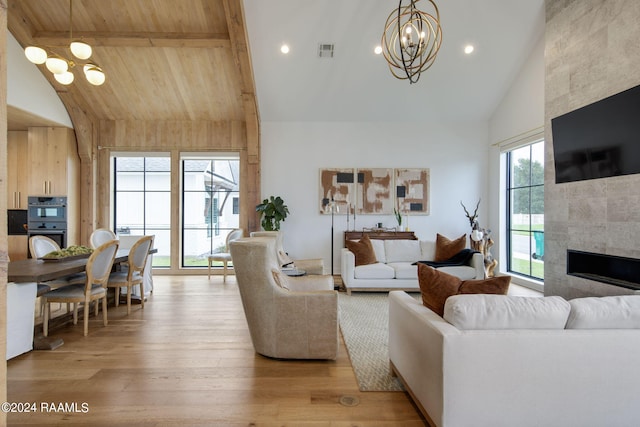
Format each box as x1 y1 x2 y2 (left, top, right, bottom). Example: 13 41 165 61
8 236 28 261
27 127 79 198
7 131 29 209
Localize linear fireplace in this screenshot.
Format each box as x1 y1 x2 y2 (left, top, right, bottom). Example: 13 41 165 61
567 250 640 291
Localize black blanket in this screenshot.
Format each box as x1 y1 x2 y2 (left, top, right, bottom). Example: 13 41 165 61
413 248 479 267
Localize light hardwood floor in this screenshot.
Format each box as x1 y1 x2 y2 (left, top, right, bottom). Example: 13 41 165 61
7 275 426 426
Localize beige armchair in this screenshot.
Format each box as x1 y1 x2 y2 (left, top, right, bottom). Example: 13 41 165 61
249 230 325 275
229 236 338 360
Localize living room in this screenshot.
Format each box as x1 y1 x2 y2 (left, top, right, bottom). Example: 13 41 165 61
3 0 640 425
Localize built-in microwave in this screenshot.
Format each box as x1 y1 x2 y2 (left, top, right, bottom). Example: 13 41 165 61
27 196 67 223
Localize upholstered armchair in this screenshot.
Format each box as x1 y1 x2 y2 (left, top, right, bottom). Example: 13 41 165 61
249 230 325 275
229 237 338 360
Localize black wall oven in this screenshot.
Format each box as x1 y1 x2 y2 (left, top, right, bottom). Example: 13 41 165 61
27 196 67 256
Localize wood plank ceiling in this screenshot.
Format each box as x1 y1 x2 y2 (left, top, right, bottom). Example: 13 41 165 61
7 0 252 123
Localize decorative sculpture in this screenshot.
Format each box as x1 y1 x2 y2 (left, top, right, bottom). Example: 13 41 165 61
461 199 498 277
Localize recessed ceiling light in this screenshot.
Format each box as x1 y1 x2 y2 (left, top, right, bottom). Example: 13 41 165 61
280 44 290 54
464 45 474 54
374 45 382 55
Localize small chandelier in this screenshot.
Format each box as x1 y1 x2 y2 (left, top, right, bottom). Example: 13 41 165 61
24 0 105 86
381 0 443 84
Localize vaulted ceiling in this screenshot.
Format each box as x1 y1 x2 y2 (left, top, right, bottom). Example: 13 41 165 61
7 0 545 127
8 0 253 123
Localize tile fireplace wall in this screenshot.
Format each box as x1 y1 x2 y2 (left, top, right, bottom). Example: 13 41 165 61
544 0 640 299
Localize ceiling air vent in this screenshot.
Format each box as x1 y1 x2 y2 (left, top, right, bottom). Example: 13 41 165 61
318 43 334 58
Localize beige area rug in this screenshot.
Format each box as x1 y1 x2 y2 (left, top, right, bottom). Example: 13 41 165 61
338 291 420 392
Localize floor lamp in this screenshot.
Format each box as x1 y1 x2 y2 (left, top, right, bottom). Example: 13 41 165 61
323 198 336 276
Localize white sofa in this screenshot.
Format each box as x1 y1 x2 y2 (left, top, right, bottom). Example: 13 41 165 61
341 239 484 294
389 291 640 427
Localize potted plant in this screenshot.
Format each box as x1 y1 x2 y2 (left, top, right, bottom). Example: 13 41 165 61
394 208 402 229
256 196 289 231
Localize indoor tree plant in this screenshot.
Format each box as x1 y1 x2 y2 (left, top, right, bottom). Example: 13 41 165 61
256 196 289 231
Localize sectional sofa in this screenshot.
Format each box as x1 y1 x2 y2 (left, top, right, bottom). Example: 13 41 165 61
389 291 640 427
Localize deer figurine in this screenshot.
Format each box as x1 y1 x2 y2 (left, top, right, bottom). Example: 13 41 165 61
460 199 481 230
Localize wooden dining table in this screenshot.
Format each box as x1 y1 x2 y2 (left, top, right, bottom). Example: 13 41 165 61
6 248 156 359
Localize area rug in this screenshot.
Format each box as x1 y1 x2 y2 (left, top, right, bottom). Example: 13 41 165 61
338 292 419 392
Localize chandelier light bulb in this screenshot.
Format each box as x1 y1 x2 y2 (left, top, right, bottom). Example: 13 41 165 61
84 65 106 85
280 44 290 54
54 71 75 85
25 46 48 64
70 41 92 60
45 57 68 74
374 46 383 55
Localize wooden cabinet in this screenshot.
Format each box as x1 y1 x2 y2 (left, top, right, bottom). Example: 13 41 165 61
8 236 28 261
27 127 79 197
6 127 81 246
7 131 29 209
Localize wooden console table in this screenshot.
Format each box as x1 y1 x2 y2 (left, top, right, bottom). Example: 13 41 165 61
344 230 417 244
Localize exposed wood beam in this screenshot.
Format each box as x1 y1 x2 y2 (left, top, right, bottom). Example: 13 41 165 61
33 32 231 48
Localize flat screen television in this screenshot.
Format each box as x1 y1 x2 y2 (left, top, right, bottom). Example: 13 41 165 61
551 84 640 184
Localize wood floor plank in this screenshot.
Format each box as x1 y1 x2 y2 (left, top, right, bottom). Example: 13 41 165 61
7 276 426 426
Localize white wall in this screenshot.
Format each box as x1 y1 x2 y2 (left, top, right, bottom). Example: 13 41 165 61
488 34 545 285
6 32 72 127
260 120 488 273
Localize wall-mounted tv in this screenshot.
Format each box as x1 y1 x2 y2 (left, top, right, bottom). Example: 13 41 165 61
551 84 640 184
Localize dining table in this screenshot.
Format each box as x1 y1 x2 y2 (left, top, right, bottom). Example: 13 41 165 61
6 248 156 360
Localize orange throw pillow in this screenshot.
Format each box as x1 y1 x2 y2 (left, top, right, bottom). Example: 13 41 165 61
435 233 467 261
418 263 461 316
418 263 511 316
345 234 377 266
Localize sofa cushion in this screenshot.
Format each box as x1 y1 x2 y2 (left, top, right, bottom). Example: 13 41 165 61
369 238 386 264
438 265 478 280
435 233 466 261
385 239 421 263
420 240 436 261
354 263 395 279
566 295 640 329
418 264 510 316
388 262 417 279
444 294 571 330
345 235 377 266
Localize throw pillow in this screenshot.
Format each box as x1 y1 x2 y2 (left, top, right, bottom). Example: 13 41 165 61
434 233 466 262
417 263 461 316
417 263 511 316
458 275 511 296
345 234 377 266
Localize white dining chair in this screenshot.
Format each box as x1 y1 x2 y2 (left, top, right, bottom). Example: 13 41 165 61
208 229 244 282
42 239 119 337
90 228 116 249
106 235 154 314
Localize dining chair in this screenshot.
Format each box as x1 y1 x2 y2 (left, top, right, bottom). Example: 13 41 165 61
208 228 244 282
106 235 154 314
42 239 119 337
90 228 116 249
28 235 72 316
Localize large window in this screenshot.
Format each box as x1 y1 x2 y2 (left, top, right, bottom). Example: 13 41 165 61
182 155 240 268
113 156 171 268
506 141 544 280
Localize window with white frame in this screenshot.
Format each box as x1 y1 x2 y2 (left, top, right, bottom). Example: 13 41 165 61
505 140 544 281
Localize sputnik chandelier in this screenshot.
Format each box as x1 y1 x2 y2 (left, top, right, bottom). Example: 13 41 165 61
381 0 443 84
24 0 105 86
